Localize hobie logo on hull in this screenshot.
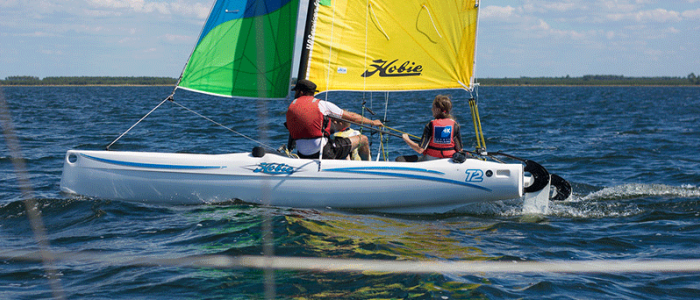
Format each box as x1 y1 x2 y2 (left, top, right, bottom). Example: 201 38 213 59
254 163 294 174
361 59 422 77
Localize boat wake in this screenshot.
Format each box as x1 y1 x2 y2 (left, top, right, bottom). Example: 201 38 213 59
580 183 700 201
448 183 700 219
548 183 700 218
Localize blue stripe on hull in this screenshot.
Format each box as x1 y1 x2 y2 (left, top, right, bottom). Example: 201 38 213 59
81 154 225 170
324 167 492 192
79 154 491 192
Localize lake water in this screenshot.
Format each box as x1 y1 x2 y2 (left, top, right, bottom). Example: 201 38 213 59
1 86 699 299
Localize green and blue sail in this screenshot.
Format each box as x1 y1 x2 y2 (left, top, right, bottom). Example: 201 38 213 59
178 0 300 99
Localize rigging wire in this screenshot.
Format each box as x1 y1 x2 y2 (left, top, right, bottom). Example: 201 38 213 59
380 92 391 161
322 0 339 95
317 0 341 169
468 0 484 154
168 100 277 152
105 95 172 150
104 95 278 153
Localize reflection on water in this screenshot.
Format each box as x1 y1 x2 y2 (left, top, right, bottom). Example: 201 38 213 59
278 210 497 298
284 210 493 261
180 205 499 298
187 204 496 260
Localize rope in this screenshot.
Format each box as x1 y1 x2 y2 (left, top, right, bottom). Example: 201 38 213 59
380 131 388 161
369 3 390 40
421 5 442 38
383 124 420 140
280 145 299 159
328 115 418 142
468 97 486 153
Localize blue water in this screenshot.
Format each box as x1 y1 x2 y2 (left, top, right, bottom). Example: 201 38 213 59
1 86 699 299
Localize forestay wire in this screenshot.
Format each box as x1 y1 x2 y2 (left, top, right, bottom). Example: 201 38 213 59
104 92 278 152
168 99 277 152
106 95 171 150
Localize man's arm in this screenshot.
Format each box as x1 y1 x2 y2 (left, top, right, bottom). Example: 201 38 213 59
341 110 383 127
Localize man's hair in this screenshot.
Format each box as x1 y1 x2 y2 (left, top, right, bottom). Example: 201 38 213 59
298 90 315 96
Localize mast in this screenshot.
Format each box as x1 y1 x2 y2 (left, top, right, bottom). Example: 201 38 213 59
296 0 320 81
471 0 481 90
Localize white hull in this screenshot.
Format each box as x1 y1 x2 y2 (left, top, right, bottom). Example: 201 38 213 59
60 150 527 214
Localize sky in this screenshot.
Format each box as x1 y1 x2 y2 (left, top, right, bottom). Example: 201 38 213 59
1 0 699 79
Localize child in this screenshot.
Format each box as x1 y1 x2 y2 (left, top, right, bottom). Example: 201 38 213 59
401 95 463 161
331 119 367 160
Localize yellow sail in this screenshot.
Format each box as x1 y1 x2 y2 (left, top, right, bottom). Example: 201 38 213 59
303 0 479 93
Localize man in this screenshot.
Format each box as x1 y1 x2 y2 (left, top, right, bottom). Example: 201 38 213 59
286 79 382 160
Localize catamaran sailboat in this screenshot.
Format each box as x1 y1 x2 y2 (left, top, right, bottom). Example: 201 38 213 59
60 0 571 214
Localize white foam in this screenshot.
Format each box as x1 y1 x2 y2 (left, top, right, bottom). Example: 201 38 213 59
582 183 700 201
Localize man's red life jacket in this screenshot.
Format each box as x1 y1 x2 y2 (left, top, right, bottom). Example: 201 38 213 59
286 96 331 140
424 118 457 158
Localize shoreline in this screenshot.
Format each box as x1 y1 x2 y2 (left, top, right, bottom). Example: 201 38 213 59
3 75 698 87
2 84 698 87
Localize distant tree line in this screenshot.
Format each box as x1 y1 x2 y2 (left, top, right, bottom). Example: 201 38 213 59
0 76 177 86
2 74 699 86
478 74 700 86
